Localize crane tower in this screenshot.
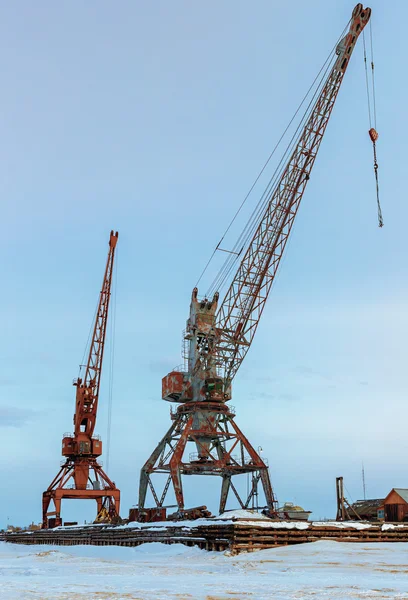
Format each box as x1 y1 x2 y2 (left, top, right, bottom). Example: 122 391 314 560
42 231 120 528
139 5 372 517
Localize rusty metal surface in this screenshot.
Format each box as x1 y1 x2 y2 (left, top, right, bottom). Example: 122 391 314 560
139 5 371 520
139 401 277 515
42 232 121 528
213 4 371 389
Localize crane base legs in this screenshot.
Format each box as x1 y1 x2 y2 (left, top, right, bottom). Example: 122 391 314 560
42 457 120 528
139 402 277 517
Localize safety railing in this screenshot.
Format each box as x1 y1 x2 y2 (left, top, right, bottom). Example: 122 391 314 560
188 452 268 466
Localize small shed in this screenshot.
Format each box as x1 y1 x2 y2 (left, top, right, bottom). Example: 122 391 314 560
380 489 408 522
350 498 384 521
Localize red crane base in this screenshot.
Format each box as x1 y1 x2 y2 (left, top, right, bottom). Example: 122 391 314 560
42 457 120 528
139 402 277 516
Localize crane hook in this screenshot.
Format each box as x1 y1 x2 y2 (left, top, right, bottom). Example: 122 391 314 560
369 127 378 144
368 128 383 228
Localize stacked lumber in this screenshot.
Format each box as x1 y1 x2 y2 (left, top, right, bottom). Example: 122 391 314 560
5 521 408 554
4 523 234 552
230 523 408 552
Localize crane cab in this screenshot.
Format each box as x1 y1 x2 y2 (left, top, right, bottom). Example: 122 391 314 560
204 377 230 402
162 371 192 402
61 435 102 457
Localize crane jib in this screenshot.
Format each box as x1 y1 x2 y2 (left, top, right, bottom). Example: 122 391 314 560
73 230 119 441
211 3 371 390
160 4 371 405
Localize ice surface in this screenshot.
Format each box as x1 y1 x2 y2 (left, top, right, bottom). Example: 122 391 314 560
1 540 408 599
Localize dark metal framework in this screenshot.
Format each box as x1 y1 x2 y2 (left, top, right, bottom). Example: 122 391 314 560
140 403 274 514
140 5 371 516
42 231 120 528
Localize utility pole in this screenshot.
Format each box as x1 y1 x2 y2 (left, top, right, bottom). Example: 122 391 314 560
362 463 367 500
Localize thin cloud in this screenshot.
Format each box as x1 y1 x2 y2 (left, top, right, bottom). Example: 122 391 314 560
252 391 298 403
148 359 179 374
294 365 332 381
0 406 40 428
0 378 17 386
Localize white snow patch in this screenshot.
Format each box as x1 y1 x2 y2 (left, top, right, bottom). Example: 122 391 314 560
312 520 373 530
218 509 271 520
255 520 310 530
51 516 376 534
122 517 232 529
382 523 408 531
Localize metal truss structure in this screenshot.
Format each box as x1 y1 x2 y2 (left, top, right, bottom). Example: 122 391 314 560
42 231 120 528
139 402 275 514
139 5 371 517
43 458 120 528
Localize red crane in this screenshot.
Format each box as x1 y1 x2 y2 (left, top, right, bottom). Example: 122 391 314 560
139 5 372 519
42 231 120 528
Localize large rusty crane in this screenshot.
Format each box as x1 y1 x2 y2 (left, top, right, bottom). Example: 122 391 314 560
139 4 372 519
43 231 120 528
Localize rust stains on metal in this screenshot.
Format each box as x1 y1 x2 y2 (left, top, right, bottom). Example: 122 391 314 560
42 231 121 528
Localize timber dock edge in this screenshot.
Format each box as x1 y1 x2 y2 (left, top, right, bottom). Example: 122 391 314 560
4 521 408 554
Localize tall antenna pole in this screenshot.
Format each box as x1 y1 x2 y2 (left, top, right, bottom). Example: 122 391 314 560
362 462 367 500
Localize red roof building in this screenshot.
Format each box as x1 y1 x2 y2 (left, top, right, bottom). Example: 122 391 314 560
379 489 408 522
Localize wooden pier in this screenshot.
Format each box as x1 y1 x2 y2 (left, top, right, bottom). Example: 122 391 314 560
4 520 408 554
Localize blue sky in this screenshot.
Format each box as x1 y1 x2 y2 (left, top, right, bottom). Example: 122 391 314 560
1 0 406 526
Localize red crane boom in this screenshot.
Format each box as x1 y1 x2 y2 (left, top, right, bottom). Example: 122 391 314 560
73 231 117 445
42 231 120 528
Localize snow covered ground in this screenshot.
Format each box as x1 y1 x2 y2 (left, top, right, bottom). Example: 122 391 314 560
1 540 408 599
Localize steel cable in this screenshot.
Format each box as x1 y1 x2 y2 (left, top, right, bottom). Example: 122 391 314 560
105 247 118 475
201 20 351 298
362 30 373 129
369 20 377 130
78 303 98 379
207 45 339 298
365 20 383 227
